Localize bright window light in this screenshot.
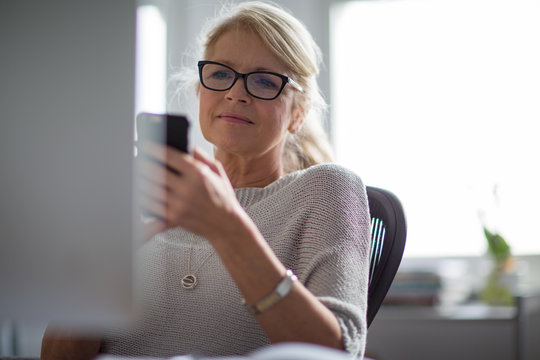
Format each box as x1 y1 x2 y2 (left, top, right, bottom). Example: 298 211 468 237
136 5 166 115
331 0 540 257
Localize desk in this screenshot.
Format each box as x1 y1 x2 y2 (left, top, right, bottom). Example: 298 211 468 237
366 294 540 360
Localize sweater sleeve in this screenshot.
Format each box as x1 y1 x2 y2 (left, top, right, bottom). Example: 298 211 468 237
295 164 371 358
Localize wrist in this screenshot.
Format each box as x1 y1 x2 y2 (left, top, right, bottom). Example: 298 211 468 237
243 269 298 315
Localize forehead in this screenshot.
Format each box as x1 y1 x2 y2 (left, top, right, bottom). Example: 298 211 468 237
206 29 288 73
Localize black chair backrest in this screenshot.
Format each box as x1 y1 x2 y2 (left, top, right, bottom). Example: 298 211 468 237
366 186 407 327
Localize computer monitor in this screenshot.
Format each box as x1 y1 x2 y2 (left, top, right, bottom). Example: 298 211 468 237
0 0 136 327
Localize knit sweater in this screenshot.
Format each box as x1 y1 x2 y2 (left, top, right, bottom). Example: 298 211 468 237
101 163 371 358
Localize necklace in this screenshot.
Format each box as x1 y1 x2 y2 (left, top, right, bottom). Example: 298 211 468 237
181 238 215 290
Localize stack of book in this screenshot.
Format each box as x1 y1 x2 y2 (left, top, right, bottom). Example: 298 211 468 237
384 271 442 306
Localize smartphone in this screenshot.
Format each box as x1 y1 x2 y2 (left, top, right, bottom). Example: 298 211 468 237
136 113 189 220
136 112 189 153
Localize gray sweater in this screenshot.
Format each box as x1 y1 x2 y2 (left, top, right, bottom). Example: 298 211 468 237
101 163 371 358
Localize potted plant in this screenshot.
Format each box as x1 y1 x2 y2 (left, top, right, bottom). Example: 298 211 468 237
480 227 514 306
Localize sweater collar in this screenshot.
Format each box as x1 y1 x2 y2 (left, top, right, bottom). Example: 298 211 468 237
234 167 305 207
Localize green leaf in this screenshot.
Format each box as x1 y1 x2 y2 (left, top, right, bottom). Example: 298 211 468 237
483 227 511 261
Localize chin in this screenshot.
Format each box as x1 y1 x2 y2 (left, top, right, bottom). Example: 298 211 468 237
208 138 246 155
205 131 246 151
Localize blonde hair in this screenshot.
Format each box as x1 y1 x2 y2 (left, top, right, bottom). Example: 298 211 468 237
198 1 333 172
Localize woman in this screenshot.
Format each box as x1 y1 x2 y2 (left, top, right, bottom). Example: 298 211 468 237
42 2 371 359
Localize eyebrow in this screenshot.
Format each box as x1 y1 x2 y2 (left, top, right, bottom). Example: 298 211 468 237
211 59 283 74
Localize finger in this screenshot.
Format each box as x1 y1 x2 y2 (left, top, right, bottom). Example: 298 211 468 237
214 159 229 180
136 148 188 193
192 147 220 174
196 150 230 183
136 157 169 188
137 176 167 204
137 140 167 163
138 140 189 175
140 141 200 178
140 193 167 220
136 153 165 175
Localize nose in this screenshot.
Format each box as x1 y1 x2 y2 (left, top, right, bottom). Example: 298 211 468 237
225 77 250 104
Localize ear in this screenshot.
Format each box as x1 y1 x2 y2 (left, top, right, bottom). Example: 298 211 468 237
288 102 306 134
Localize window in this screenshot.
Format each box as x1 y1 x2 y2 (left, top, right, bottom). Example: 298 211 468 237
331 0 540 257
136 4 166 115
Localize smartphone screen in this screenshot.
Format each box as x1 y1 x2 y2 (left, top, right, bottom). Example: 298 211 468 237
136 112 189 153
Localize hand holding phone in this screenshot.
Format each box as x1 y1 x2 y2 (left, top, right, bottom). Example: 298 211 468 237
135 113 190 221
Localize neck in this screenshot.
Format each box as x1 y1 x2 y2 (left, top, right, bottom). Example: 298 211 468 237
215 150 284 188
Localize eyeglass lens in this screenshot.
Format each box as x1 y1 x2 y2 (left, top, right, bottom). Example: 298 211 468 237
201 63 284 99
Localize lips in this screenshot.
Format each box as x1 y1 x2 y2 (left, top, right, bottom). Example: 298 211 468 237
218 112 254 125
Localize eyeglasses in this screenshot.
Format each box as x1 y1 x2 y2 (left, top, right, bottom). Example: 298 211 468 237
198 60 303 101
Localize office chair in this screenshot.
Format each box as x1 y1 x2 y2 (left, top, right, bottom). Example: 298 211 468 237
366 186 407 328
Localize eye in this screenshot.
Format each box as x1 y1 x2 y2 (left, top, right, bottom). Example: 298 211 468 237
251 74 280 89
210 70 232 80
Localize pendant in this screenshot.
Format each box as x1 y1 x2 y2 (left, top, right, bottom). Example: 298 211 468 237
182 274 197 289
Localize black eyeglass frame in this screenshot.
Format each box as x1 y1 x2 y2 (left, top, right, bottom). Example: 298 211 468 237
197 60 303 101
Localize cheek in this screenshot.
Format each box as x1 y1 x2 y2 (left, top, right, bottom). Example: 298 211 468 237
198 90 218 120
198 90 210 113
273 97 297 132
198 91 215 136
260 102 287 131
257 104 295 147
